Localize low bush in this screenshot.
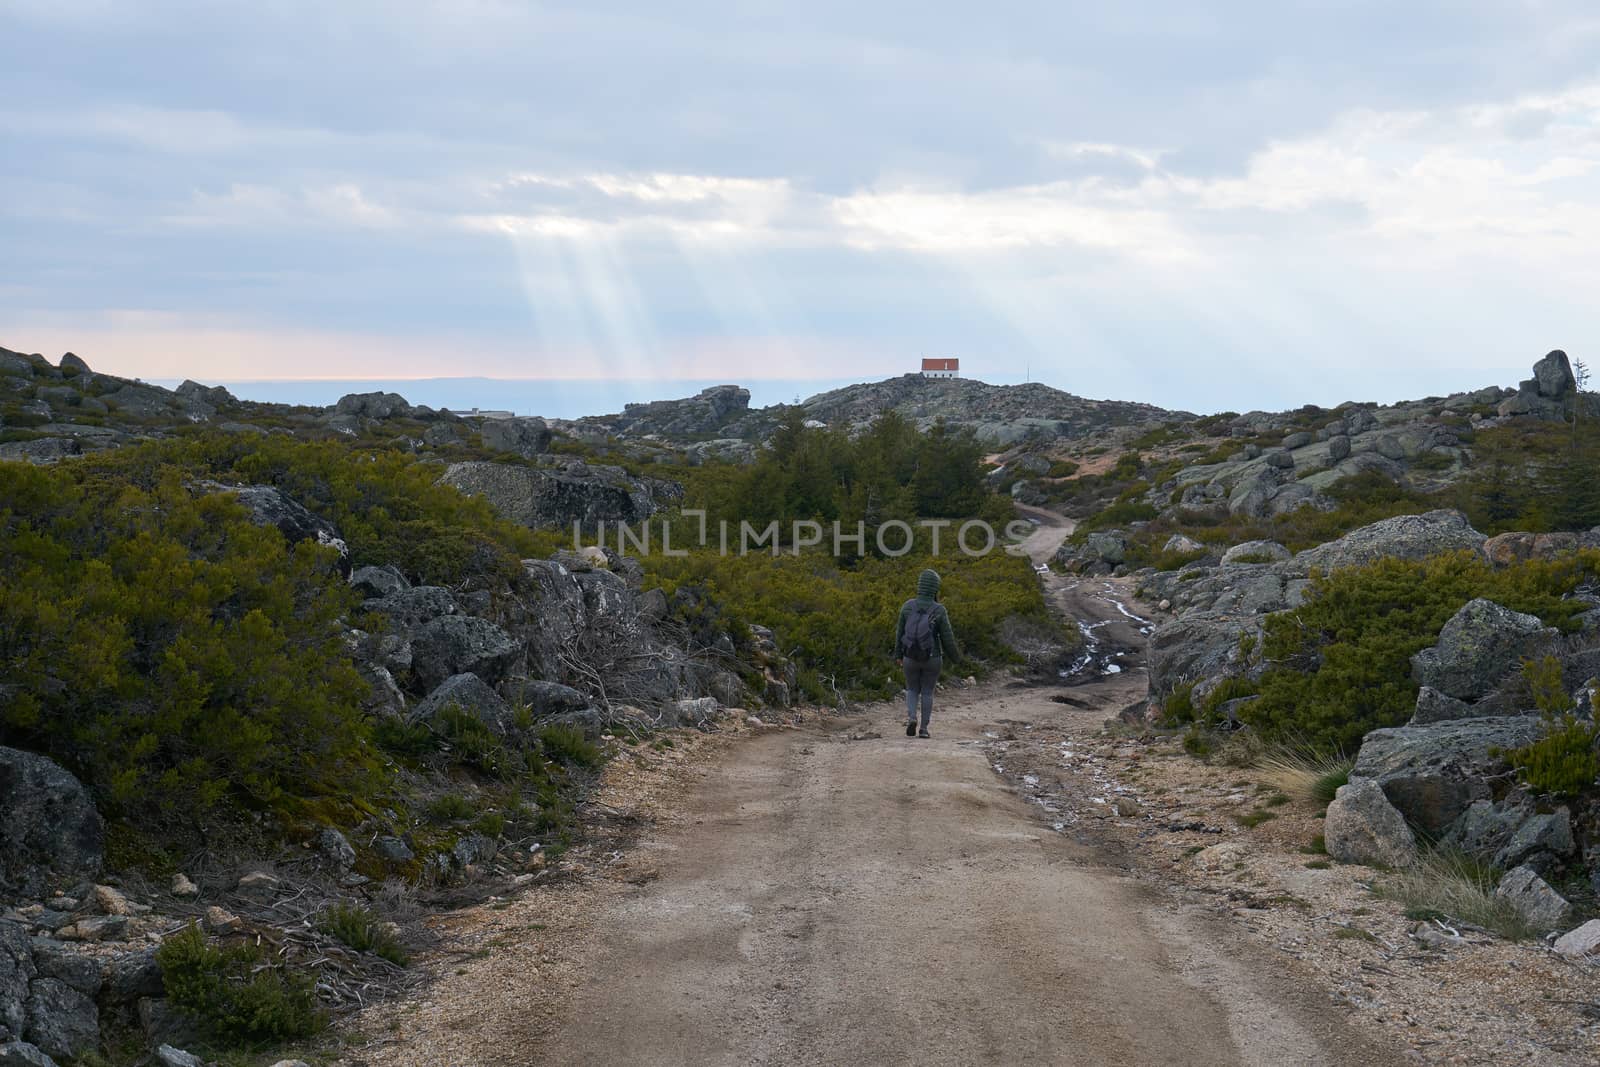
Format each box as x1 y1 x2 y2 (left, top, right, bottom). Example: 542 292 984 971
1240 550 1600 751
319 901 409 965
1508 715 1600 799
157 924 324 1043
540 723 604 768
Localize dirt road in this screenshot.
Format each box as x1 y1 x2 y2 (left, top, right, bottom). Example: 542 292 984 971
529 687 1398 1066
515 513 1396 1066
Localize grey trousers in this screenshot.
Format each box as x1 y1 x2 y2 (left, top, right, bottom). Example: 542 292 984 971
904 657 942 727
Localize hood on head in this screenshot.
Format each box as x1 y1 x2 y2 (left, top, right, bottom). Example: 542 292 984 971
916 569 941 599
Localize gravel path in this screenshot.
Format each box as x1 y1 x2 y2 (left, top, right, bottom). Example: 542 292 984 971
523 691 1398 1066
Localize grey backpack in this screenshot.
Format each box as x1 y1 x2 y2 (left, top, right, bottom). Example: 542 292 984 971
901 604 937 661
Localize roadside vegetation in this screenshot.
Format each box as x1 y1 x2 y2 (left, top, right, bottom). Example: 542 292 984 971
638 412 1060 700
1160 550 1600 752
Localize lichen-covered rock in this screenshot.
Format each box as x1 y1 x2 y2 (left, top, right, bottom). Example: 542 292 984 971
1439 798 1532 860
411 673 514 732
1221 540 1290 565
1162 534 1206 555
0 1043 57 1067
365 586 458 630
1495 865 1571 930
28 941 100 997
438 460 682 533
204 485 349 571
0 922 34 1037
0 749 104 897
1408 686 1477 725
334 391 413 419
1410 598 1558 701
22 978 97 1061
349 564 410 599
478 417 552 457
1531 349 1575 399
1323 779 1417 868
1350 717 1544 835
1290 509 1486 575
410 617 521 691
1493 808 1574 871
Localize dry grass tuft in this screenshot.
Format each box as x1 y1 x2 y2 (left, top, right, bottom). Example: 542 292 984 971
1374 850 1535 941
1257 749 1352 808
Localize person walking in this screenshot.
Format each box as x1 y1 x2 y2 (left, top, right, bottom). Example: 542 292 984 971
894 568 960 738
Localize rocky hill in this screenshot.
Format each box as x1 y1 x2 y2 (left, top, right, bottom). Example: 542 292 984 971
799 373 1190 445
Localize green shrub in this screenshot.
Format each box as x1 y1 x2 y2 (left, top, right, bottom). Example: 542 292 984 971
427 794 476 822
1508 716 1600 798
642 547 1047 700
540 724 604 768
1522 655 1571 717
1045 460 1080 478
1181 725 1215 757
1240 550 1600 751
0 460 375 826
319 902 409 966
157 924 324 1043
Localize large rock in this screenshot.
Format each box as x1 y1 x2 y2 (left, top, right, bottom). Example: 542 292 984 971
509 680 592 718
587 384 752 438
364 586 457 630
22 979 97 1061
1408 686 1478 725
1410 598 1558 701
1323 779 1417 867
1083 531 1126 565
207 485 348 571
1493 808 1574 871
29 941 100 997
409 617 521 691
349 564 409 599
0 439 82 466
0 923 33 1036
1221 540 1290 566
1291 510 1486 575
1494 865 1571 930
0 749 103 896
1147 613 1256 700
1554 919 1600 959
478 417 552 457
1350 717 1545 835
0 1044 57 1067
1439 798 1533 860
518 560 589 680
1531 349 1574 399
1481 531 1583 567
335 392 413 419
438 461 682 534
411 673 514 732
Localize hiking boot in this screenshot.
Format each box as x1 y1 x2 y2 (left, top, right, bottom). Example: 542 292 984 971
905 721 916 737
917 727 931 739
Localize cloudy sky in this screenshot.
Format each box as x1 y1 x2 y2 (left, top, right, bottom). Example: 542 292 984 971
4 1 1600 413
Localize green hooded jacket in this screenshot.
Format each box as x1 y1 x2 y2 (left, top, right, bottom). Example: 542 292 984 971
893 568 960 661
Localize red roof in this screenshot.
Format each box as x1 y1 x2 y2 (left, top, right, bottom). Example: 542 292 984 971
922 358 959 371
